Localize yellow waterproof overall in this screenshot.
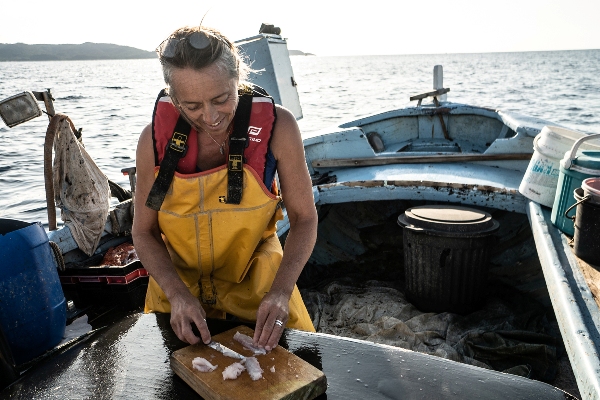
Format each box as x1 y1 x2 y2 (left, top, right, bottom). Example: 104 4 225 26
144 164 314 331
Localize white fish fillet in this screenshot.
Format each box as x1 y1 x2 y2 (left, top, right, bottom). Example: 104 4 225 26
192 357 218 372
222 362 246 380
233 331 267 355
243 357 263 381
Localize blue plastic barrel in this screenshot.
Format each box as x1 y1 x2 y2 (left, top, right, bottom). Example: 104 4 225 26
0 219 66 365
0 323 18 390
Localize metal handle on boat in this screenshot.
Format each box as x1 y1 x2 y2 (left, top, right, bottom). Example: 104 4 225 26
562 133 600 170
564 195 591 221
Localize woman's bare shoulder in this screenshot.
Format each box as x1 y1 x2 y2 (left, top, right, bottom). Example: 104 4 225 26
139 123 152 143
273 104 297 130
271 105 302 156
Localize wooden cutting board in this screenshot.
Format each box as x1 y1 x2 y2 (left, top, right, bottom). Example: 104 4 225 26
171 325 327 400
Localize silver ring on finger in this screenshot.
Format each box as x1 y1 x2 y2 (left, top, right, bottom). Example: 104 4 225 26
275 319 284 327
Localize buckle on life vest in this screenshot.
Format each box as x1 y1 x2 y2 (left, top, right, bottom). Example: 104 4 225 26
169 132 188 154
238 84 253 96
200 279 217 305
228 154 243 172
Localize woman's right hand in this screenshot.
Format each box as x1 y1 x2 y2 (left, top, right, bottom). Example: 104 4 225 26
133 123 212 346
169 291 212 344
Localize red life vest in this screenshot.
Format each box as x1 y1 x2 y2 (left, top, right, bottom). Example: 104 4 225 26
151 89 276 180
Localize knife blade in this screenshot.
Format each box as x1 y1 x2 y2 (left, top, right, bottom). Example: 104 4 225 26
207 341 246 360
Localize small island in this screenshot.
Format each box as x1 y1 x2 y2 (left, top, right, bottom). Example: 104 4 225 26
0 43 156 62
288 49 315 56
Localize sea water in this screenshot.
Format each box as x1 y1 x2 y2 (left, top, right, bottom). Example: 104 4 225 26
1 50 599 225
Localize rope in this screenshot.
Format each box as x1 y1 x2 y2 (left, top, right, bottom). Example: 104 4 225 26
44 113 78 231
49 241 65 271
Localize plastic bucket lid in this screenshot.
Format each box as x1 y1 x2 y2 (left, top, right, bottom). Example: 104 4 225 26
535 126 600 159
583 177 600 204
535 126 587 159
398 205 499 237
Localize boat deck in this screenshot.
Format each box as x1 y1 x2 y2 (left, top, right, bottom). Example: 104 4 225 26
1 312 575 399
528 201 600 400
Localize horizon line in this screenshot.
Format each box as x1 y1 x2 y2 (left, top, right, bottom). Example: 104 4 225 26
2 42 598 58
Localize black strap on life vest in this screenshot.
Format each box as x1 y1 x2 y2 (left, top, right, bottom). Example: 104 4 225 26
224 85 254 204
145 115 191 210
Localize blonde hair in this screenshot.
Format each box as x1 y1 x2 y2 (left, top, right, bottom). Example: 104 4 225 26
157 26 249 87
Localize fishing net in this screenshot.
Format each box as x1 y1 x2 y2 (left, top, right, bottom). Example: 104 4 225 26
52 118 110 256
301 278 560 381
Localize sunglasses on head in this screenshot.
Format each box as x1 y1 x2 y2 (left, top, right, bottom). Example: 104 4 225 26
157 31 214 58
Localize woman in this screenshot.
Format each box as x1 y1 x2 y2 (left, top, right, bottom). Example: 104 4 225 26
132 25 317 351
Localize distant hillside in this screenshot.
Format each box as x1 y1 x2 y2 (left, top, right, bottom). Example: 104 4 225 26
0 42 156 61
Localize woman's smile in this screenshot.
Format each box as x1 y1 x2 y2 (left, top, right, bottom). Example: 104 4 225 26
169 64 239 137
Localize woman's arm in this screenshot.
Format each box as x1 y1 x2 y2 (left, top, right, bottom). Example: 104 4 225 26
253 106 318 350
132 124 211 344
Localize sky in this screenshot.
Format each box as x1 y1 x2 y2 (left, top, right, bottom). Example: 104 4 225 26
1 0 599 56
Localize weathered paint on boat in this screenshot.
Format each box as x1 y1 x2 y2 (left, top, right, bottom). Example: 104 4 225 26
314 163 526 212
303 103 558 176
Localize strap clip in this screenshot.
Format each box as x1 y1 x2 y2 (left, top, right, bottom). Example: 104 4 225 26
238 84 253 96
228 155 243 172
168 132 188 154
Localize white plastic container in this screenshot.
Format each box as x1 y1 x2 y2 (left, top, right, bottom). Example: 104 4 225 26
519 126 600 207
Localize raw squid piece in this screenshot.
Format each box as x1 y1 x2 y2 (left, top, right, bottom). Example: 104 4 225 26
192 357 218 372
222 362 246 380
244 357 264 381
233 331 267 355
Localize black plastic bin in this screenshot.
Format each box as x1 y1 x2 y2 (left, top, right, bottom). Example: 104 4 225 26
572 187 600 265
397 205 499 314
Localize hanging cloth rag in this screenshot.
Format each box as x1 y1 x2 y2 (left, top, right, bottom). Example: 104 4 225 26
51 116 110 256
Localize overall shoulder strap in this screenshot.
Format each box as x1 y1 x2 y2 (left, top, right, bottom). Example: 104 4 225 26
145 115 191 211
224 85 258 204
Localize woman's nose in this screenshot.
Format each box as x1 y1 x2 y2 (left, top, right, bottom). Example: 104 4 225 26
202 105 219 125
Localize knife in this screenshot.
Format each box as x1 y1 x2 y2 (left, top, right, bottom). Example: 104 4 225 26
207 341 246 360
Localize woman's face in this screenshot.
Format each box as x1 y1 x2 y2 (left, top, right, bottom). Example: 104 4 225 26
169 63 239 137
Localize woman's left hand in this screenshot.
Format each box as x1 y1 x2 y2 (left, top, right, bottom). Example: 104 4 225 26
251 105 317 350
253 290 290 351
